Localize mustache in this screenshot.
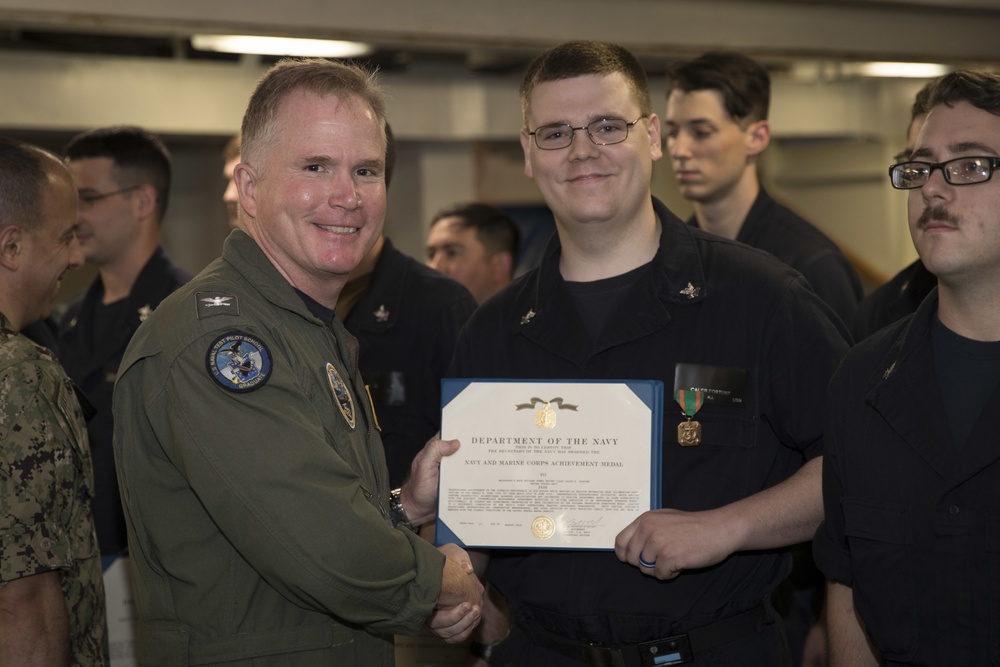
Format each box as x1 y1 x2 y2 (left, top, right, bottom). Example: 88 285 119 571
917 205 961 230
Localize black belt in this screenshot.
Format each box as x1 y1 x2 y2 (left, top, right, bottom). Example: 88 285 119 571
521 603 769 667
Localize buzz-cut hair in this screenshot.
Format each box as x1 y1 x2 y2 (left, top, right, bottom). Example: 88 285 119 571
0 138 66 232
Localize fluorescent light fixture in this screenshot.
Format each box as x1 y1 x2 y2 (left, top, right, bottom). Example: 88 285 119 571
856 62 950 78
192 34 373 58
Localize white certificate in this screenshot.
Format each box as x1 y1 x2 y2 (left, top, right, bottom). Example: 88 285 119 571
436 380 663 550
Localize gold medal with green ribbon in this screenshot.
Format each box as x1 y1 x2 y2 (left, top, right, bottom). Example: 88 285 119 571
675 389 704 446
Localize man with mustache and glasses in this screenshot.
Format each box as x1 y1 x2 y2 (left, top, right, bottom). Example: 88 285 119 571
849 80 939 342
815 71 1000 666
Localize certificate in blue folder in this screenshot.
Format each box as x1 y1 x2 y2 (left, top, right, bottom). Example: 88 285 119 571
436 379 663 550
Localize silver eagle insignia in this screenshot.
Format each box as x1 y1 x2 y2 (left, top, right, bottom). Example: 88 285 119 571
679 282 701 299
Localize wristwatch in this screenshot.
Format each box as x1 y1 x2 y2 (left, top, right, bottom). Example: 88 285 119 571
389 487 416 532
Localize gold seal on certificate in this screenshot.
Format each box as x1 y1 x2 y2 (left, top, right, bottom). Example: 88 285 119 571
531 516 555 540
677 419 701 446
536 401 556 428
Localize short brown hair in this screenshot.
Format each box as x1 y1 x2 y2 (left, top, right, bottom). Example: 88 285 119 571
924 70 1000 117
431 202 520 265
667 51 770 125
222 134 241 163
241 58 387 172
520 41 652 127
64 125 172 222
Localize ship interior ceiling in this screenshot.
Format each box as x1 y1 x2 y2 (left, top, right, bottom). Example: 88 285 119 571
3 0 1000 299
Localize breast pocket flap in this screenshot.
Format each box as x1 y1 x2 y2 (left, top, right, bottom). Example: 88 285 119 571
843 498 911 546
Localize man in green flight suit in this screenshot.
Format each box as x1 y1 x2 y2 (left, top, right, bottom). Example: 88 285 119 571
112 59 483 666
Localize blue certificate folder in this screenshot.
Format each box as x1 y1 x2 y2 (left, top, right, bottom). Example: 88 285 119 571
436 379 664 550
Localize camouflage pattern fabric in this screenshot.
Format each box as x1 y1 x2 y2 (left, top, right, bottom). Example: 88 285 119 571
0 312 108 665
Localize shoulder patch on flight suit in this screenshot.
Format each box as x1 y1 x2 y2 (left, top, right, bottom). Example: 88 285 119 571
206 332 272 393
196 292 240 319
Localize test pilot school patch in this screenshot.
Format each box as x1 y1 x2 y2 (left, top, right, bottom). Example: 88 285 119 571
206 332 272 393
326 362 356 429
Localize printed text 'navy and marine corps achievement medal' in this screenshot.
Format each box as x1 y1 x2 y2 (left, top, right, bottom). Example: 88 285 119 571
514 397 578 429
206 332 272 392
675 389 704 446
326 363 356 429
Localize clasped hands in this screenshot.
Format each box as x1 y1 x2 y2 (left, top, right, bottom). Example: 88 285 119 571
401 436 484 642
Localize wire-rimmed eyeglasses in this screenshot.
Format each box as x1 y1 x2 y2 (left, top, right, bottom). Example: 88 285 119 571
78 184 142 205
528 116 647 150
889 156 1000 190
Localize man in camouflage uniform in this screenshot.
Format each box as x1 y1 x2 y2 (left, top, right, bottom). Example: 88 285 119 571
0 137 108 665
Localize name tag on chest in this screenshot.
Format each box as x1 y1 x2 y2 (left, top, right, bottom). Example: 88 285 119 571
674 363 747 406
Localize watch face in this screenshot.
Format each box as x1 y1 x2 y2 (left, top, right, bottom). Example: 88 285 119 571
390 490 415 531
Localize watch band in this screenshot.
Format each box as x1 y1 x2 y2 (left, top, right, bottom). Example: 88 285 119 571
389 487 416 532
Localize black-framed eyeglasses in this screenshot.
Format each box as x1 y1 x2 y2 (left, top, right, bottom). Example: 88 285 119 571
889 156 1000 190
78 184 141 205
528 116 647 150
